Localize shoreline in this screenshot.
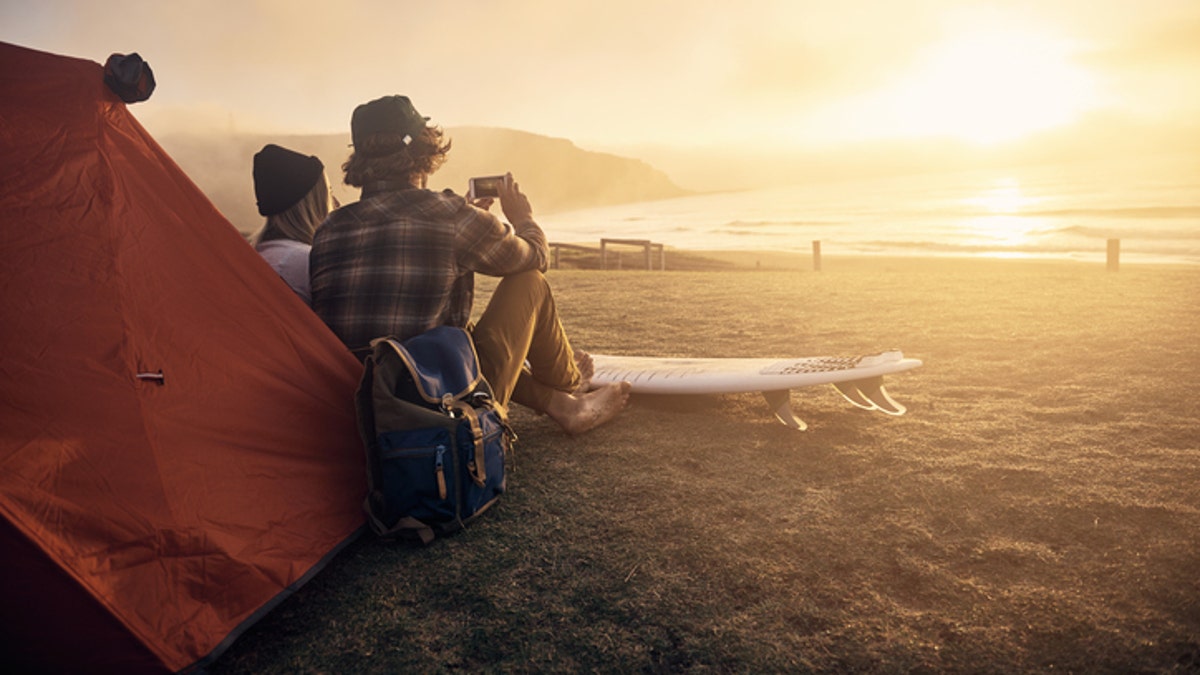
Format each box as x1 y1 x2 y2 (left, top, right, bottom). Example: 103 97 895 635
700 250 1200 269
546 246 1199 272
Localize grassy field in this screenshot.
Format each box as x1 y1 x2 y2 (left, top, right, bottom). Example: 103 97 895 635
210 255 1200 674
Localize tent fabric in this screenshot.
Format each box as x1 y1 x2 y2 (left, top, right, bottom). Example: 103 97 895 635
0 42 367 673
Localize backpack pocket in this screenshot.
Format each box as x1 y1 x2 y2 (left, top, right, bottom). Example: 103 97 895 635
379 427 457 525
457 412 507 517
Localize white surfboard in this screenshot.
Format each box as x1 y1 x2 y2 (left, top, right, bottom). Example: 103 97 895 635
590 351 922 430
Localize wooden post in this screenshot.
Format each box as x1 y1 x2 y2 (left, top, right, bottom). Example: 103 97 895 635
600 238 663 272
1107 239 1120 272
812 240 822 271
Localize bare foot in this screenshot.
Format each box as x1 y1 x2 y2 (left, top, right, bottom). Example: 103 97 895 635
546 381 632 435
573 350 595 394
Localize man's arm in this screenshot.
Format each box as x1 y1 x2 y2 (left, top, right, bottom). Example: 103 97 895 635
456 173 548 275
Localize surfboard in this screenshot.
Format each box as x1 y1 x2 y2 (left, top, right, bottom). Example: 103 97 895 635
590 351 922 430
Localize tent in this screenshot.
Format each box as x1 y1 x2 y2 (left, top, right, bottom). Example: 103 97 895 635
0 42 366 673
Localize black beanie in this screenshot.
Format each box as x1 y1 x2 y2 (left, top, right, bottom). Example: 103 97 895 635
253 144 324 216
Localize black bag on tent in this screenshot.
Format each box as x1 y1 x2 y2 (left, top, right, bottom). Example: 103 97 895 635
103 52 155 103
355 326 513 544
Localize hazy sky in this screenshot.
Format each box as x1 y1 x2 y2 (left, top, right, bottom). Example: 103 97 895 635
3 0 1198 152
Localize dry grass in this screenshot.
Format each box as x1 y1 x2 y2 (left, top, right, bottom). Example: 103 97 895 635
210 256 1200 674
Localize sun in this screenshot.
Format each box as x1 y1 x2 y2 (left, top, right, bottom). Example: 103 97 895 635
811 21 1101 146
889 28 1099 144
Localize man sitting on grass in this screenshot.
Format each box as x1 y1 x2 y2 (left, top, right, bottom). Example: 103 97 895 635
310 95 629 435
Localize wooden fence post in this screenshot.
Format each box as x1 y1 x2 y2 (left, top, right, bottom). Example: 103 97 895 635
812 240 822 271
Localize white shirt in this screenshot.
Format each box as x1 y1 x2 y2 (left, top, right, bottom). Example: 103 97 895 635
255 239 312 305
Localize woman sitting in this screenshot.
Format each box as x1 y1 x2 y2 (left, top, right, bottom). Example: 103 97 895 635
249 144 333 305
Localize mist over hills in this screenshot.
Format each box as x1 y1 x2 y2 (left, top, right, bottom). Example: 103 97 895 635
613 112 1200 192
156 127 690 235
156 110 1197 238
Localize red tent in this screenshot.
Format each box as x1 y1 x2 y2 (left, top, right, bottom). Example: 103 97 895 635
0 42 366 673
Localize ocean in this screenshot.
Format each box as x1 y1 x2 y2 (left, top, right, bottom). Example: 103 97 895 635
541 154 1200 265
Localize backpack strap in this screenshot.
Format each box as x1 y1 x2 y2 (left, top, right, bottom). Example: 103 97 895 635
363 496 436 545
446 397 488 488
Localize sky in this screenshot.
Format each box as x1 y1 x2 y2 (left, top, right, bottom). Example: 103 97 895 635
3 0 1198 158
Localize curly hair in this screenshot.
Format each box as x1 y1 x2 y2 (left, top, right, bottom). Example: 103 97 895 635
342 126 452 188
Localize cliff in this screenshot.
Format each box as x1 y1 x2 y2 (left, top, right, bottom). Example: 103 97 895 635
156 127 690 235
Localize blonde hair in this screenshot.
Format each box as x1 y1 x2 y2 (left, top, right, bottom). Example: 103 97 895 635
251 175 332 247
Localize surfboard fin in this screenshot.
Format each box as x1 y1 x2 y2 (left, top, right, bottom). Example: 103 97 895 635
833 381 876 410
762 390 807 431
834 377 907 416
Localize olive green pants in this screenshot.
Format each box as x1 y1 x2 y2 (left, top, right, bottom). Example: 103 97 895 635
470 270 582 414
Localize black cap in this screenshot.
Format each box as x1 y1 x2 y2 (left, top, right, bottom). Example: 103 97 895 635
351 95 430 148
253 144 324 216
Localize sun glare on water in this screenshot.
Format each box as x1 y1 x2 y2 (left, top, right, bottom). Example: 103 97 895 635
960 178 1049 251
966 178 1041 214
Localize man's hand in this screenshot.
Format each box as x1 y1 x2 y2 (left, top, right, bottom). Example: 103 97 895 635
498 172 534 225
469 195 495 211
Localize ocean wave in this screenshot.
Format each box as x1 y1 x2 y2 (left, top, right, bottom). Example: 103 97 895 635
860 240 1082 254
711 220 842 235
1029 206 1200 219
1052 225 1200 241
859 239 1200 259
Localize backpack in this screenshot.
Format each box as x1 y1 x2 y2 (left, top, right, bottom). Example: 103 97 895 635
355 326 513 544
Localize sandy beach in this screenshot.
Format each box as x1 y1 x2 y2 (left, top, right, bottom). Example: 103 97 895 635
214 256 1200 673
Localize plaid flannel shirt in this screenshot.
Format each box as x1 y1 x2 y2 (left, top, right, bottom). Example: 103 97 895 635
310 184 548 352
